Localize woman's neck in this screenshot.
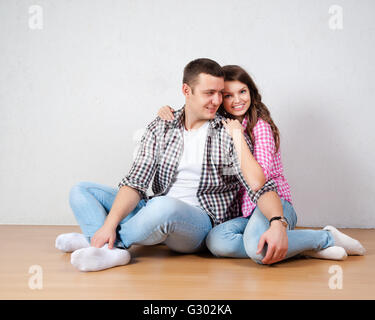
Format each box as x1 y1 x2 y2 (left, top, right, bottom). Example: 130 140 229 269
235 115 245 123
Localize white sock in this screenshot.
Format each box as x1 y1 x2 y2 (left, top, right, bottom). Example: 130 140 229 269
301 246 348 261
324 225 366 256
70 244 131 272
55 233 90 252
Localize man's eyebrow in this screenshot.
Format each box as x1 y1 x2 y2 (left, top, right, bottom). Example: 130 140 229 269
202 89 219 92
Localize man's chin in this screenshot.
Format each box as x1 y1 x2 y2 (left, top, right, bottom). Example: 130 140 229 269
205 109 218 118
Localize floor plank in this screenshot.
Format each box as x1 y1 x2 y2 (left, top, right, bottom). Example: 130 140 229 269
0 225 373 299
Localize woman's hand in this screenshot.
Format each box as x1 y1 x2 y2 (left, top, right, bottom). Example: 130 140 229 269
157 105 175 121
221 119 244 138
91 224 117 249
257 222 288 264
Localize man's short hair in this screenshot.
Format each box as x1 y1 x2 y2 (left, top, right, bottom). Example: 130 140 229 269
183 58 224 92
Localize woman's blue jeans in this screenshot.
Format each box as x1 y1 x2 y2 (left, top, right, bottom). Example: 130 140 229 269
69 181 212 253
205 199 335 264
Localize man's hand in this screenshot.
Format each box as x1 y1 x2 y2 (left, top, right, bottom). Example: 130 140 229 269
257 222 288 264
91 224 117 249
158 105 175 121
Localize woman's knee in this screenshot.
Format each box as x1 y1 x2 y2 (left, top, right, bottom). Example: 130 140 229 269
243 229 265 265
244 243 265 264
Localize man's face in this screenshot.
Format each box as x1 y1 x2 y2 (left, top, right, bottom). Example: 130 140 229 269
184 73 224 120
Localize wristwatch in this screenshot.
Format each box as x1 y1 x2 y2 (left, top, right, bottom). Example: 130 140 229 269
269 216 288 228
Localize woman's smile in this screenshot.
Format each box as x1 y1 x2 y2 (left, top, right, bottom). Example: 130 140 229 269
232 104 245 111
223 80 251 117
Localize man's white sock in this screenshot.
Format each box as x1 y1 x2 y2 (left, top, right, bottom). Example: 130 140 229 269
55 233 90 253
324 225 366 255
70 244 131 272
301 246 348 261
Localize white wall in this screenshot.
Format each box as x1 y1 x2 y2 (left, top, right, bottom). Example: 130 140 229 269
1 0 374 227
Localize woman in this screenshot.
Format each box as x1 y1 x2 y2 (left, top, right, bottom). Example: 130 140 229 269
157 65 366 265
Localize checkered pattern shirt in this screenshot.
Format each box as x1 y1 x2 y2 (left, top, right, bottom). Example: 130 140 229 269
239 116 292 217
118 106 277 226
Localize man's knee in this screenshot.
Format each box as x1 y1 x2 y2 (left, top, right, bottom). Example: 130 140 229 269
165 237 206 254
69 181 90 206
205 228 227 257
146 196 181 220
206 225 243 258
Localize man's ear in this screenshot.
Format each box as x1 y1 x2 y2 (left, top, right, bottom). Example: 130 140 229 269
182 83 192 98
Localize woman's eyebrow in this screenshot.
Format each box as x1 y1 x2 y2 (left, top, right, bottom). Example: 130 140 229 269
223 87 247 94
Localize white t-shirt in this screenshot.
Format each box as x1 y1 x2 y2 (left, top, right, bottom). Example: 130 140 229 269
164 121 209 207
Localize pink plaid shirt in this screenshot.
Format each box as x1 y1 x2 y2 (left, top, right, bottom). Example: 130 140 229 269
239 116 292 217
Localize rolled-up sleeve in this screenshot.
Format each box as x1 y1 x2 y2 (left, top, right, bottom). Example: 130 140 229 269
244 178 278 204
229 131 278 204
118 128 159 200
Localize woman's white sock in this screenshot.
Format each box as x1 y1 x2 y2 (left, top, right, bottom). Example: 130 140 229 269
301 246 348 261
70 244 131 272
55 233 90 252
324 225 366 255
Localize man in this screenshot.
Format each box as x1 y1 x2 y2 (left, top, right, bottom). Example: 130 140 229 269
57 58 286 272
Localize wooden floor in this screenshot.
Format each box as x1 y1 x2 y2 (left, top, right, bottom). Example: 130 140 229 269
0 225 374 300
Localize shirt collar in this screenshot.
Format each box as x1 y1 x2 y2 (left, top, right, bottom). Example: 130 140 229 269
241 114 249 129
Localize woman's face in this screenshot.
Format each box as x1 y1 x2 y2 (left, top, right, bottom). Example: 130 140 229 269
222 80 251 120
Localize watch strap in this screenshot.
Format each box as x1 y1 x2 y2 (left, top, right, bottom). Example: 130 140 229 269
269 216 288 228
269 216 283 224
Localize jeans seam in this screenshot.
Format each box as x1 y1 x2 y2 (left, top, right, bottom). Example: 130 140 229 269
123 219 211 248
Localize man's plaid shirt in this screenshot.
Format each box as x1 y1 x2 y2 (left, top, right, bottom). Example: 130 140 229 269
118 106 277 226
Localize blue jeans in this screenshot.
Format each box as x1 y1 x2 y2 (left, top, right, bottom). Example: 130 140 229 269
69 181 212 253
206 199 335 264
